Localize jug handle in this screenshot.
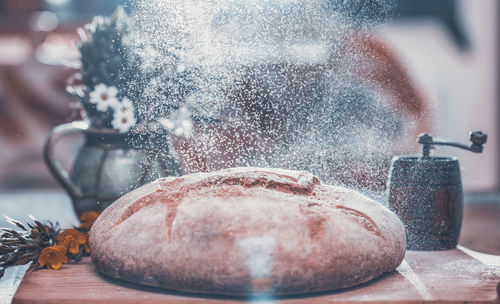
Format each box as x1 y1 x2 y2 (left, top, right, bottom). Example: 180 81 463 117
43 121 89 199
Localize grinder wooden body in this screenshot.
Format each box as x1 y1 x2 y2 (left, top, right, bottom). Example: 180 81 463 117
388 156 463 250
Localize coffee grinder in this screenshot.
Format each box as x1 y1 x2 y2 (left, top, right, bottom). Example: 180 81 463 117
387 131 487 250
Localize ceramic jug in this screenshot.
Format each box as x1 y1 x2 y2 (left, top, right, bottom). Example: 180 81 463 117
44 121 181 216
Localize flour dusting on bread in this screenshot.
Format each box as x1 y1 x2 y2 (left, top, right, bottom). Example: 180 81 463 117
90 167 406 296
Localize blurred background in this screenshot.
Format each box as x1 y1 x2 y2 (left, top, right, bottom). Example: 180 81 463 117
0 0 498 253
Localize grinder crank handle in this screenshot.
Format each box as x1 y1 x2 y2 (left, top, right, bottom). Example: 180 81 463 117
417 131 487 158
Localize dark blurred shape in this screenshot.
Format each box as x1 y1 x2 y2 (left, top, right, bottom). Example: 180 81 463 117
0 57 76 186
0 0 131 31
326 0 395 24
0 0 44 31
44 0 130 24
392 0 470 50
324 0 469 50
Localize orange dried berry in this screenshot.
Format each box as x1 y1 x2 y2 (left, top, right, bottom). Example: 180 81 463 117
38 246 68 270
78 211 101 230
56 228 86 255
83 233 91 253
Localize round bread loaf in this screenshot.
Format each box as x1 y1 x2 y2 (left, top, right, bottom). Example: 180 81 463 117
90 167 406 296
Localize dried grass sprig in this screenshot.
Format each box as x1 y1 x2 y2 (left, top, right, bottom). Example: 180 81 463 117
0 216 60 278
0 211 99 278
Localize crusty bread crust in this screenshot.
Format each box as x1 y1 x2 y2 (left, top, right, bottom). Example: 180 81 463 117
90 167 406 296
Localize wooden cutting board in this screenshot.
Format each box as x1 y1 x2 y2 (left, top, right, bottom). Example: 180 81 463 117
13 246 500 304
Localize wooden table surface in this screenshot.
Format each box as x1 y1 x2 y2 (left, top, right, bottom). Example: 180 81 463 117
2 191 500 303
12 247 500 304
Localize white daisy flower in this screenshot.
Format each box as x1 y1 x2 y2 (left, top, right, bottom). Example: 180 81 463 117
111 108 136 133
113 97 135 113
159 106 193 138
89 83 119 112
